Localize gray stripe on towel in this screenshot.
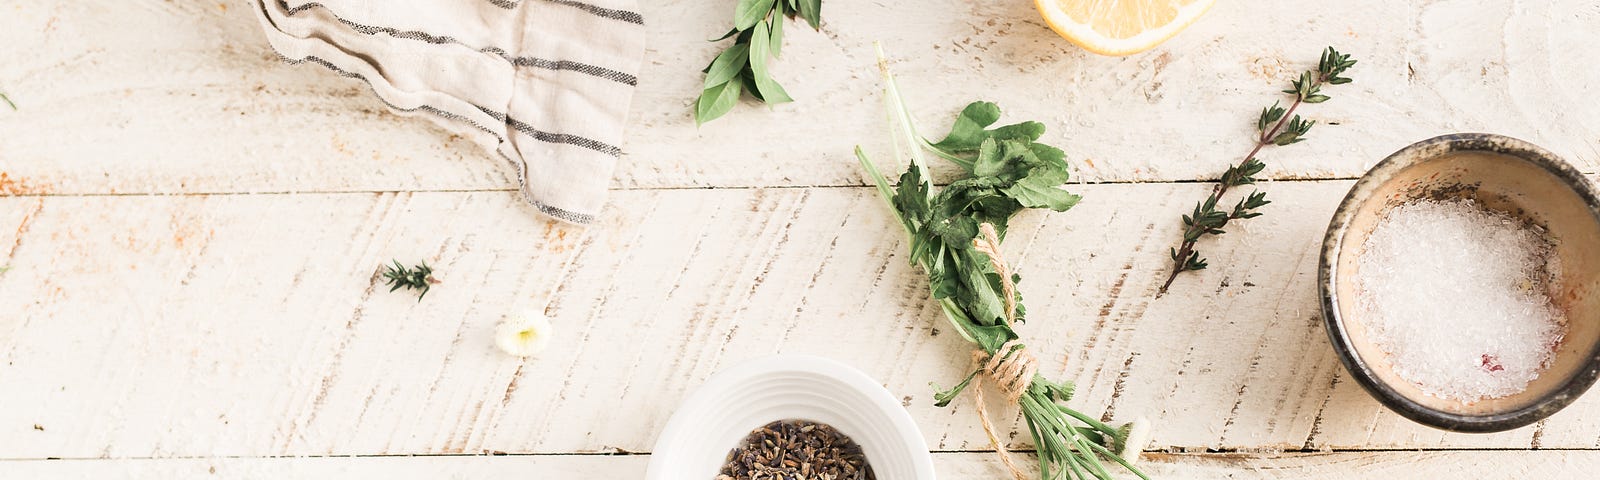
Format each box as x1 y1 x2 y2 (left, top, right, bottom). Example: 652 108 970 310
282 1 638 85
481 0 643 25
541 0 644 25
277 53 602 224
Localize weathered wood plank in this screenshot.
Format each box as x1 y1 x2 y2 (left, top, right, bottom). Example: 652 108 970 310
4 450 1598 479
6 182 1600 459
2 1 1597 196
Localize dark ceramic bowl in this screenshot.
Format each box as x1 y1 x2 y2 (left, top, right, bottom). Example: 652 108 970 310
1320 133 1600 432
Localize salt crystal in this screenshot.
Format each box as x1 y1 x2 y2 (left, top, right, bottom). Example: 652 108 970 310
1356 198 1565 403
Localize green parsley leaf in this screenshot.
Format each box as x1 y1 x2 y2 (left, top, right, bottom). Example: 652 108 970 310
928 101 1046 155
1003 173 1081 211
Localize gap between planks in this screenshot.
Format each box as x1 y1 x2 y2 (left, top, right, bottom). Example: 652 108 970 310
4 182 1598 456
0 176 1378 198
15 445 1600 461
5 174 1595 198
5 450 1600 479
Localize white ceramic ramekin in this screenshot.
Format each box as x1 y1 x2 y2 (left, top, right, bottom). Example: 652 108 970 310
645 354 936 479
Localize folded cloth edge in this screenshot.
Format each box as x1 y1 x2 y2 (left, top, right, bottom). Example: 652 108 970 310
250 0 647 225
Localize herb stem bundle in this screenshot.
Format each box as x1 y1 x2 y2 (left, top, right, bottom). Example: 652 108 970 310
857 44 1145 480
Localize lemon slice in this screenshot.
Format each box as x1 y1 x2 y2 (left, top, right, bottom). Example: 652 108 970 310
1035 0 1215 56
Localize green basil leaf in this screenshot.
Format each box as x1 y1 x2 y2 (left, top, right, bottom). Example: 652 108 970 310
798 0 821 30
710 28 740 42
695 80 742 125
740 69 765 102
752 20 771 86
769 15 784 58
734 0 775 31
750 20 772 79
703 43 750 89
756 77 792 103
748 21 793 104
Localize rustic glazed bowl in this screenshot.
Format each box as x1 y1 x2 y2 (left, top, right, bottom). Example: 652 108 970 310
1320 133 1600 432
645 354 935 479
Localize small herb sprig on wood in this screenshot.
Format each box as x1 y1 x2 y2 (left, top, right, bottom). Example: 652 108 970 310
382 259 438 301
694 0 821 124
1157 47 1355 295
857 46 1147 480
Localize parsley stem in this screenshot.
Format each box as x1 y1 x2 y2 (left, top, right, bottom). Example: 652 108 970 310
920 139 976 171
862 44 1147 479
1057 404 1119 437
1083 437 1154 480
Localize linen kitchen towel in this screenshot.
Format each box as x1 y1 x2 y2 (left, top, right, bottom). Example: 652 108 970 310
251 0 646 224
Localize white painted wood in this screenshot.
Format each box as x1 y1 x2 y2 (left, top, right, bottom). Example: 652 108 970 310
6 0 1600 474
5 450 1599 479
6 182 1600 462
1 0 1597 196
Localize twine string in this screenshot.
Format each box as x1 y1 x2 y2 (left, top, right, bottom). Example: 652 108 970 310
968 223 1037 480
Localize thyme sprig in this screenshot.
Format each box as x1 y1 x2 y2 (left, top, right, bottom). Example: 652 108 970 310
381 259 438 301
693 0 821 124
857 45 1146 480
1157 47 1355 295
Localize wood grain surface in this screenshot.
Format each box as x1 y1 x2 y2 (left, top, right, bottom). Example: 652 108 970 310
8 451 1599 479
3 0 1599 477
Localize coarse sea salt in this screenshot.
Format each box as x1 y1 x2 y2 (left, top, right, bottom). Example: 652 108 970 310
1356 198 1565 403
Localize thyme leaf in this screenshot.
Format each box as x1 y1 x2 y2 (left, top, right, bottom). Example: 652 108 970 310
1158 46 1356 295
381 259 438 301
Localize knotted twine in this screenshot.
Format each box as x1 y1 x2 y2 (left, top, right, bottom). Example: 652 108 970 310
969 223 1039 480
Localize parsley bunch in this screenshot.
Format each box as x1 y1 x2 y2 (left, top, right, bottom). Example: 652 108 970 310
694 0 822 124
1158 46 1356 295
857 46 1147 480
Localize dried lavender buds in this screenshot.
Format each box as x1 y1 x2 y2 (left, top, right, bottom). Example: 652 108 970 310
717 420 875 480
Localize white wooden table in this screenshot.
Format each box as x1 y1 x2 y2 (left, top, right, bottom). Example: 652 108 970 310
4 1 1600 478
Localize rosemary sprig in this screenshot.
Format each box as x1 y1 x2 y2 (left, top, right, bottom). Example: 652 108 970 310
694 0 821 124
1157 47 1355 295
1 92 15 111
381 259 437 301
857 45 1146 480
